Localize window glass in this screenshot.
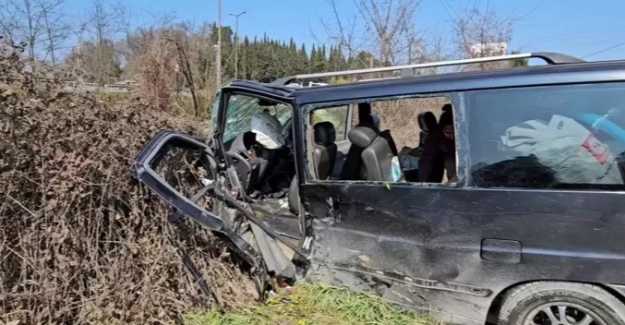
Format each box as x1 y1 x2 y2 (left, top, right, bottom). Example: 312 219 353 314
311 105 349 141
467 83 625 189
223 94 291 144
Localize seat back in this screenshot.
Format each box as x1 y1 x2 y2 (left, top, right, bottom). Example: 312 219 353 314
312 121 337 180
379 129 398 156
348 126 395 181
417 112 444 182
418 111 438 147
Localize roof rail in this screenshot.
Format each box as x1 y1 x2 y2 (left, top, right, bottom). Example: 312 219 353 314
276 52 584 85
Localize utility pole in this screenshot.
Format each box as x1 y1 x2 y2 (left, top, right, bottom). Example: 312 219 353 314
408 36 415 64
215 0 222 87
229 11 246 80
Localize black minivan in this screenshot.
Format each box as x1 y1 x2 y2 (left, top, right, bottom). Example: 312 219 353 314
135 52 625 325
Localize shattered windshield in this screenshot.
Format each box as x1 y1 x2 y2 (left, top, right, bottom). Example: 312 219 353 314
223 94 292 143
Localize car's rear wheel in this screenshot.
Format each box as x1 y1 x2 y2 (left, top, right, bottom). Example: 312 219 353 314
498 282 625 325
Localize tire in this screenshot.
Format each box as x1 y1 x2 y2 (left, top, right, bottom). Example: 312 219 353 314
498 282 625 325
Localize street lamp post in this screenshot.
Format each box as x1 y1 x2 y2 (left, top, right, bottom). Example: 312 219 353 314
229 11 246 80
216 0 223 87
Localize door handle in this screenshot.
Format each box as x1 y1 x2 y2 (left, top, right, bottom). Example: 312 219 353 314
481 238 522 264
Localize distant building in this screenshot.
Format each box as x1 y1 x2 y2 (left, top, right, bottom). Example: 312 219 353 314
470 42 508 57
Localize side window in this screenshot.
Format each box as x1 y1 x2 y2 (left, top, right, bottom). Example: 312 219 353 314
305 95 457 184
467 83 625 190
311 105 349 141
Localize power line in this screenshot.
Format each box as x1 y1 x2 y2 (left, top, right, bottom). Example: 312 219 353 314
583 41 625 59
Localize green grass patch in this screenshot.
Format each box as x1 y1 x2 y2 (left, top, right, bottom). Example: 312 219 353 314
185 283 438 325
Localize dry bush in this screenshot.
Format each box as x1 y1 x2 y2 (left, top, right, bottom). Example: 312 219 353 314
131 30 178 112
366 97 450 150
0 42 257 324
126 27 216 119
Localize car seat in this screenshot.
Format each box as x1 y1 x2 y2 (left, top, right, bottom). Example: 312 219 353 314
312 121 338 180
348 126 395 181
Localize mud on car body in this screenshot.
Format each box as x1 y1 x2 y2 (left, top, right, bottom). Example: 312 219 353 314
134 52 625 325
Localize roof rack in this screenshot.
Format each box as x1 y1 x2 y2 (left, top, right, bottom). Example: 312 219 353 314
276 52 584 85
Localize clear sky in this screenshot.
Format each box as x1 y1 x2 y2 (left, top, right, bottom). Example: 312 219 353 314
63 0 625 61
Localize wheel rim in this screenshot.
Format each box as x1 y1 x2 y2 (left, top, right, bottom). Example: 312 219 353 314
524 302 608 325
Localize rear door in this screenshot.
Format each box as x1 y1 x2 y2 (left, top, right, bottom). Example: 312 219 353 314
297 94 491 322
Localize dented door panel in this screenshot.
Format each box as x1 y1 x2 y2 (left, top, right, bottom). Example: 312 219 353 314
301 182 625 324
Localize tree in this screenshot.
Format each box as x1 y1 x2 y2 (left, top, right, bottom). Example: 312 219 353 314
323 0 423 68
86 0 127 84
0 0 69 63
355 0 421 65
65 39 122 83
165 26 201 116
321 0 361 60
453 4 513 59
39 0 70 64
124 26 177 111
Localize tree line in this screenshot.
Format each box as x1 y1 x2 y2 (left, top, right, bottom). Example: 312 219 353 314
0 0 515 116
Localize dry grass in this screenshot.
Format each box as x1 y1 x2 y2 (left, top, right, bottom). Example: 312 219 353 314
0 42 256 324
186 283 439 325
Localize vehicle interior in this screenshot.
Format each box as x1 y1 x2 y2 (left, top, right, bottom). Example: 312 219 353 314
218 92 460 249
221 94 303 246
308 96 456 184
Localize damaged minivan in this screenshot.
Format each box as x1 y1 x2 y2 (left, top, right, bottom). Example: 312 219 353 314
134 52 625 325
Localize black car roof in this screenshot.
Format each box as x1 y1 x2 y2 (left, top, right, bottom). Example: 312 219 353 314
229 60 625 106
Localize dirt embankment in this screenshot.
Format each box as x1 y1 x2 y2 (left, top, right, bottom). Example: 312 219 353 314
0 42 256 324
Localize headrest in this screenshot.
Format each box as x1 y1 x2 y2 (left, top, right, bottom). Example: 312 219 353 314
313 121 336 146
358 102 372 119
439 108 453 128
357 102 375 127
418 112 438 133
348 126 378 148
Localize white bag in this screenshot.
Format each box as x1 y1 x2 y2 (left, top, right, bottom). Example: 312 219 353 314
501 114 622 185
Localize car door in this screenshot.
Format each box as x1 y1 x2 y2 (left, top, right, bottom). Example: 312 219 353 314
134 81 308 282
297 93 500 323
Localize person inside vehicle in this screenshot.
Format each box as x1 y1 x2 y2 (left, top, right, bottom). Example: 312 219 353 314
439 105 457 182
418 104 456 183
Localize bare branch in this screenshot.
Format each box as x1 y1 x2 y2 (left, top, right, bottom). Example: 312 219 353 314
453 4 513 59
0 0 69 63
354 0 421 65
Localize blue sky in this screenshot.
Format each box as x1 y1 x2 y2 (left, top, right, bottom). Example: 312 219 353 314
64 0 625 61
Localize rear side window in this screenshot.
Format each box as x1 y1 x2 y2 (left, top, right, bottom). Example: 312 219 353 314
311 105 349 141
467 83 625 190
